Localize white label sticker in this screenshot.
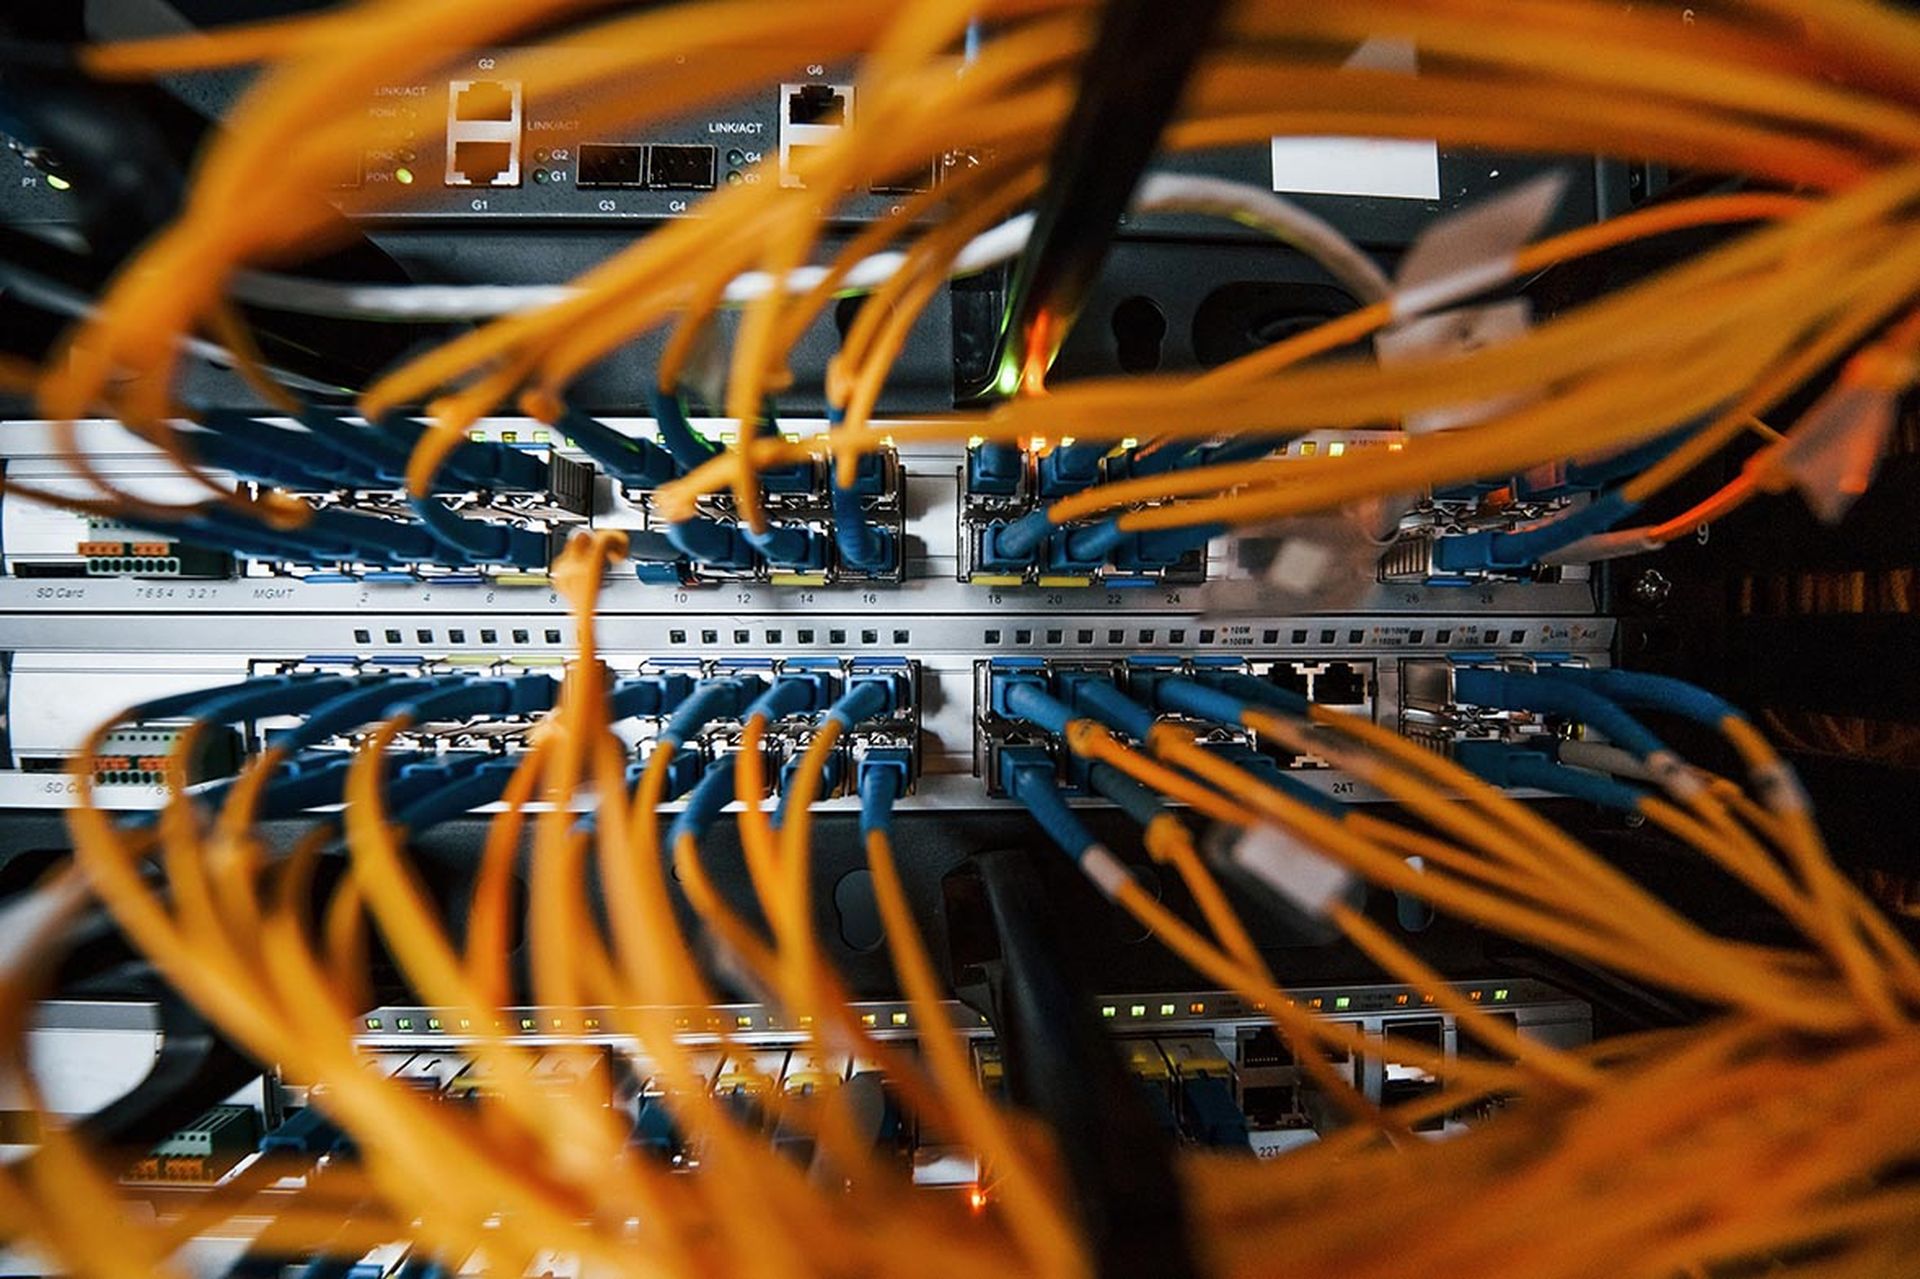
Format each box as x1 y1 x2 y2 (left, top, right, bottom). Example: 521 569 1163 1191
1271 38 1439 201
1271 136 1441 201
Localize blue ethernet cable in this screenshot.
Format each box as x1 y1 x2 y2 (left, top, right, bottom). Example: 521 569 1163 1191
1528 667 1742 733
123 674 363 726
1056 674 1157 740
771 676 894 826
1035 438 1113 497
1452 740 1650 813
664 516 759 570
857 747 912 839
662 675 767 746
379 415 551 492
988 430 1285 568
550 407 680 489
830 479 893 570
391 754 525 830
741 520 828 571
1431 489 1639 574
1086 760 1169 829
271 675 469 754
586 674 766 827
1000 748 1104 868
186 506 382 566
407 496 552 568
824 407 895 572
1449 665 1670 761
1181 669 1310 718
185 420 361 491
294 405 413 485
609 671 697 722
668 752 739 851
197 409 390 488
647 387 721 471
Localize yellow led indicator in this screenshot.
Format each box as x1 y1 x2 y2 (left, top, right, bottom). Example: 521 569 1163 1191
971 574 1025 587
860 1013 877 1027
1394 994 1409 1007
584 1018 600 1030
519 1017 537 1031
1328 441 1346 457
534 430 551 443
394 167 415 185
1036 574 1092 589
458 1018 472 1030
890 1012 909 1027
736 1015 754 1030
1159 1003 1176 1017
469 429 486 441
45 173 71 191
1129 1004 1147 1018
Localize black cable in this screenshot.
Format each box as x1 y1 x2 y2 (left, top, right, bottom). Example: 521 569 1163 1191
989 0 1228 393
945 848 1196 1279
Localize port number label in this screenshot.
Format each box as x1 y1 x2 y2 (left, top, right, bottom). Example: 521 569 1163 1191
598 199 617 212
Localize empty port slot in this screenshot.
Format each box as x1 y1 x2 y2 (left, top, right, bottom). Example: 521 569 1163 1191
1240 1083 1298 1128
1381 1018 1446 1131
787 84 847 126
1314 662 1369 705
577 143 647 188
1238 1026 1293 1072
455 80 516 121
1270 664 1312 699
646 144 716 190
871 160 936 195
451 140 514 186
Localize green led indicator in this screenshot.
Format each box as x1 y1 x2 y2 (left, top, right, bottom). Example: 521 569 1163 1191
394 167 415 185
1334 996 1351 1010
364 1018 381 1030
1099 1005 1116 1019
45 173 71 191
1159 1003 1176 1017
519 1017 537 1031
1129 1004 1147 1018
395 1017 413 1031
426 1018 442 1031
1493 988 1510 1002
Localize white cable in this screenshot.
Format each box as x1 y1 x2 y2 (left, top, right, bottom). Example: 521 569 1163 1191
227 174 1386 321
1555 740 1656 782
